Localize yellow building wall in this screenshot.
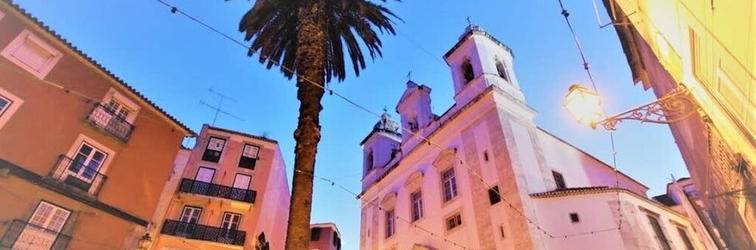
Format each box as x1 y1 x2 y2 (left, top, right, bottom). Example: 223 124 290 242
607 0 756 248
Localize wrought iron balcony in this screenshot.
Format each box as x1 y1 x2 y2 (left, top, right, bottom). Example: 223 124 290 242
50 155 108 195
160 220 246 246
87 103 134 142
0 219 71 250
178 178 257 204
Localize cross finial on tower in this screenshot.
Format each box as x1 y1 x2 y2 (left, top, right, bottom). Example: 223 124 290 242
407 70 413 81
466 16 472 26
383 106 388 113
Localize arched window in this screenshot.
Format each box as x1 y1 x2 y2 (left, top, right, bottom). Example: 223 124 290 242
495 59 509 82
461 60 474 83
366 150 374 170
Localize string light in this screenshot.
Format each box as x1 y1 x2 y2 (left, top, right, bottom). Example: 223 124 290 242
148 0 635 242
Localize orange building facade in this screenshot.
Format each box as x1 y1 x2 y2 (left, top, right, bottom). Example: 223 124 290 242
0 1 193 249
150 124 290 250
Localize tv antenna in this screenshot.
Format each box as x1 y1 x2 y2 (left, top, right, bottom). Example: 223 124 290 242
200 88 243 126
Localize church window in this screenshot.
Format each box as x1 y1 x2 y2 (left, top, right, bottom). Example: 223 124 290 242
495 59 510 81
366 150 374 170
461 60 474 83
552 170 566 189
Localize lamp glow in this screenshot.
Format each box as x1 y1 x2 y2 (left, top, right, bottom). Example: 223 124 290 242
563 84 604 127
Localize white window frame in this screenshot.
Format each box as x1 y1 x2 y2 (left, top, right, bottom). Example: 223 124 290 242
101 88 140 123
445 212 463 231
13 201 71 250
0 87 23 131
242 144 260 159
179 206 202 223
1 29 63 79
61 134 115 193
220 212 241 231
442 168 459 202
385 209 396 238
410 190 423 222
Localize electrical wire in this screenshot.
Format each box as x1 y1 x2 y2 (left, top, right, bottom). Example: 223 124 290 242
149 0 637 242
555 0 624 231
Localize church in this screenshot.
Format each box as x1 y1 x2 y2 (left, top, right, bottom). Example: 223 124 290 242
357 25 717 250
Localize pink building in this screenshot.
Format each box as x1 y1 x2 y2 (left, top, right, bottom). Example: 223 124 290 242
358 25 715 250
309 222 342 250
150 124 290 250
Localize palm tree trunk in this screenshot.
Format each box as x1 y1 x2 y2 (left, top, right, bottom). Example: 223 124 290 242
285 1 327 250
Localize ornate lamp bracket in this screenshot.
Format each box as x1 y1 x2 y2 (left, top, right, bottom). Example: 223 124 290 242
591 85 698 131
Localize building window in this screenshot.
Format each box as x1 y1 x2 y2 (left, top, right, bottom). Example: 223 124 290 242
552 171 566 189
569 213 580 223
461 60 474 83
488 186 501 205
202 136 226 162
677 227 695 250
410 190 424 221
445 213 462 231
442 168 459 202
179 206 202 223
0 95 11 118
408 116 419 132
177 206 202 237
385 209 396 238
495 59 510 82
220 212 241 239
310 227 322 241
231 173 252 201
1 30 63 79
0 87 24 130
104 99 132 120
647 215 672 250
239 144 260 169
58 142 108 193
483 150 489 162
7 201 72 250
365 150 374 171
332 231 341 250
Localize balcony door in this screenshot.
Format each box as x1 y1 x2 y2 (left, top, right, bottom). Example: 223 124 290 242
219 212 241 243
230 174 251 201
177 206 202 237
192 167 215 195
14 201 70 250
68 143 107 184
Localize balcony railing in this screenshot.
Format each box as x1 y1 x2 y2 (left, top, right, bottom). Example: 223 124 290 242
160 220 246 246
50 155 108 195
0 219 71 250
87 103 134 142
178 178 257 204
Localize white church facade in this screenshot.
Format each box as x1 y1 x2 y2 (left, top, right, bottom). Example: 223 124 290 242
357 25 715 250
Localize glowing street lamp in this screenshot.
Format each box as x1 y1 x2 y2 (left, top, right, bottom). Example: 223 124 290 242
563 84 605 127
563 84 698 130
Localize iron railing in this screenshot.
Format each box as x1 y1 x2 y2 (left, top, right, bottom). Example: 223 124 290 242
0 219 71 250
50 155 108 195
160 220 246 246
178 178 257 204
87 103 134 142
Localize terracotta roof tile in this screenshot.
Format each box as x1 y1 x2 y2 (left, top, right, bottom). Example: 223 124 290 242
2 0 195 136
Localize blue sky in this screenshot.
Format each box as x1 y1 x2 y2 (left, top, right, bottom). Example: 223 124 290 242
14 0 691 249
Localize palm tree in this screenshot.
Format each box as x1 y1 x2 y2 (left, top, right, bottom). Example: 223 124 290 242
238 0 399 249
